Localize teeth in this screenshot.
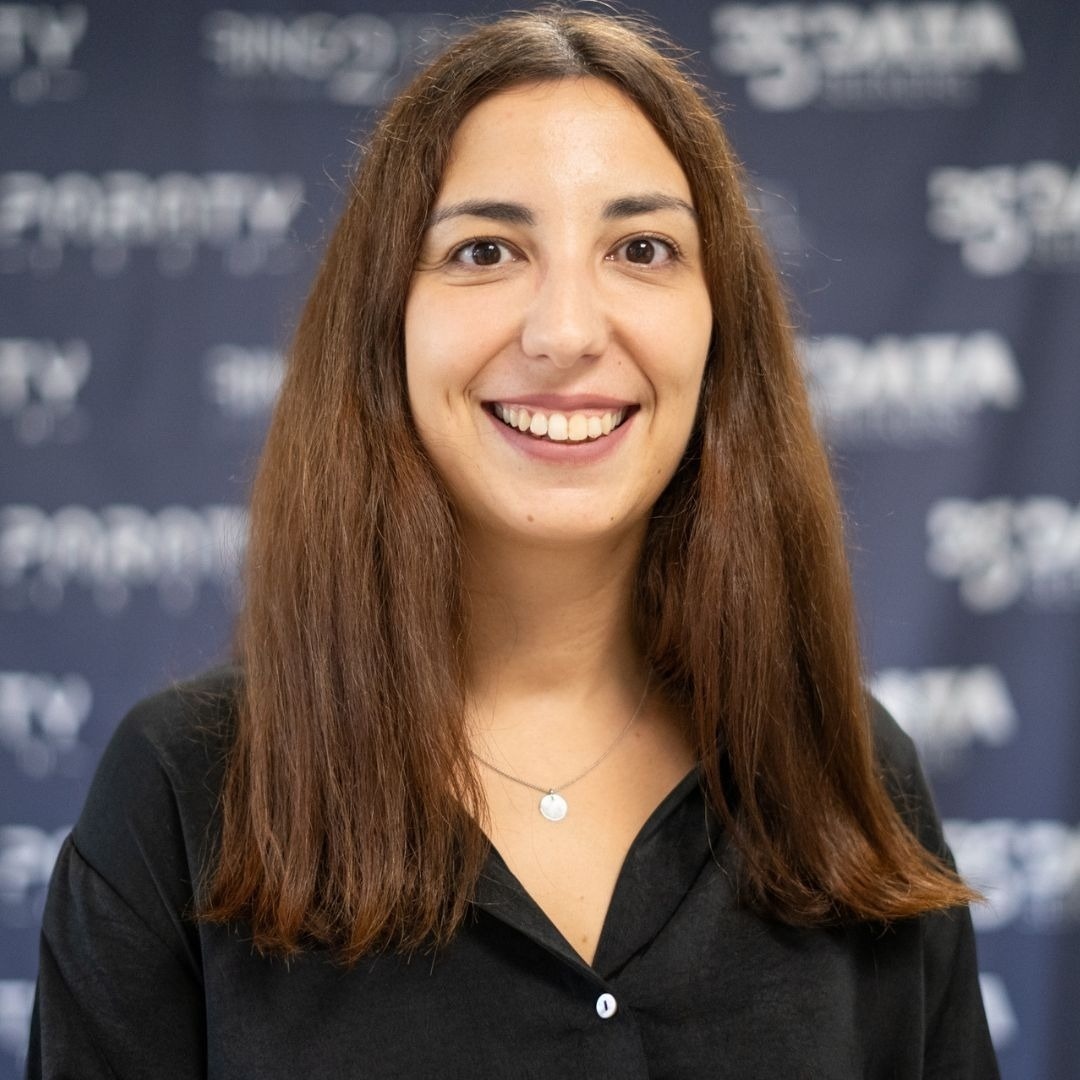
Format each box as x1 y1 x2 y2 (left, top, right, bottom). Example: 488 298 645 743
492 404 628 442
568 414 588 442
547 413 568 441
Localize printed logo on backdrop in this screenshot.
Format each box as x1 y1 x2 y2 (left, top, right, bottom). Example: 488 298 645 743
202 10 453 105
0 671 93 778
0 3 87 104
0 825 67 928
871 665 1016 771
927 497 1080 611
928 162 1080 275
0 504 248 614
205 344 283 427
0 171 305 277
0 338 90 444
945 818 1080 932
801 331 1022 444
710 3 1022 110
0 980 35 1070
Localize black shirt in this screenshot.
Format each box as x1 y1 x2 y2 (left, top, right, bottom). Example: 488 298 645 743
27 668 999 1078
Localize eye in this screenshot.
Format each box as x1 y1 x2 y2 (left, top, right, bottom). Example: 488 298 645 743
611 235 680 267
450 238 517 267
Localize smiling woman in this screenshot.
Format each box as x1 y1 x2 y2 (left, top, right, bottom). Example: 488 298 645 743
28 6 998 1079
405 78 712 546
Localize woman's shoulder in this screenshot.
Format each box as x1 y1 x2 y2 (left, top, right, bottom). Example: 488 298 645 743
71 666 241 901
36 669 242 1054
99 664 241 781
81 665 239 819
867 695 919 775
867 695 949 860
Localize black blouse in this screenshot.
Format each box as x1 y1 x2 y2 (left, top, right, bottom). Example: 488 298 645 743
27 668 998 1078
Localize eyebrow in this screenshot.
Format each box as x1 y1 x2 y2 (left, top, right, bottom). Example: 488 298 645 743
427 200 535 228
602 193 697 220
426 192 697 229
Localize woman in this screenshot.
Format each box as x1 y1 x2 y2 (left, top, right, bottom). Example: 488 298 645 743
28 8 998 1078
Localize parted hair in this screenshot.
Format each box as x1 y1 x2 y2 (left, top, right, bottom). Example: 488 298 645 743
200 5 976 964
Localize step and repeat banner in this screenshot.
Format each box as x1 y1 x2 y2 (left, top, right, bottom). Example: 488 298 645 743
2 2 1077 1076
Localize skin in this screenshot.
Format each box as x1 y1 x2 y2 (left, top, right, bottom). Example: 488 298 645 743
406 77 711 555
403 78 713 963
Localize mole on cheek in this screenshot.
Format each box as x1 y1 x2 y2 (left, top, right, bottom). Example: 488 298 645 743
527 514 534 522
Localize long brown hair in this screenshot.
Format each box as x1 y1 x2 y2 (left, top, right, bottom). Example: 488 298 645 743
201 6 976 963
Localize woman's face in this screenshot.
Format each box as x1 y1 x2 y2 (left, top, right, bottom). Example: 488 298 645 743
404 77 713 550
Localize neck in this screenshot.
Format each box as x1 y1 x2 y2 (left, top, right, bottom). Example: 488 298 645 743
460 523 650 747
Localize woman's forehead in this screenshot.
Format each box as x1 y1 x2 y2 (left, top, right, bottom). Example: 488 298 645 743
436 78 694 209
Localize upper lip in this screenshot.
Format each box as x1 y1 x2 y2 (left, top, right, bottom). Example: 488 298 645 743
483 394 635 410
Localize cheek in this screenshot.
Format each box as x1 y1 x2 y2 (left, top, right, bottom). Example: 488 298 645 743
654 306 711 443
404 285 512 407
675 295 713 392
632 295 711 393
403 295 456 426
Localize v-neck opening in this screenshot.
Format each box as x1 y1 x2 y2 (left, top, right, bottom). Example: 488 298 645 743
473 762 706 974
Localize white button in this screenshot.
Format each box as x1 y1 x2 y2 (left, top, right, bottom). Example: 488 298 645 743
596 992 617 1019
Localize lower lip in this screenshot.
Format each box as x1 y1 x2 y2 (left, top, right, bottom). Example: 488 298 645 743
486 408 636 463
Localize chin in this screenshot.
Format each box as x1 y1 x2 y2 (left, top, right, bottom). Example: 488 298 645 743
477 507 643 550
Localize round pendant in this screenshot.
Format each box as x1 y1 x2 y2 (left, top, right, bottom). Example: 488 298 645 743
539 791 568 822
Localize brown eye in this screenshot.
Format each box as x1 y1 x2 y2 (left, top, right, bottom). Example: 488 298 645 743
452 239 513 267
470 241 502 265
626 238 656 264
615 236 677 267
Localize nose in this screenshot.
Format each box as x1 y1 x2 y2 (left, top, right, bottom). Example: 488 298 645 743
519 263 609 369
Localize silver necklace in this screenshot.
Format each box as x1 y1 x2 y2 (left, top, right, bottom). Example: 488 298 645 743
472 674 651 822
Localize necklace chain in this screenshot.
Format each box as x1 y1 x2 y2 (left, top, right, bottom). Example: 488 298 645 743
471 673 651 798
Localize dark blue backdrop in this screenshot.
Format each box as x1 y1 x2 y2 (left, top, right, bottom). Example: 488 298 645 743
2 3 1078 1077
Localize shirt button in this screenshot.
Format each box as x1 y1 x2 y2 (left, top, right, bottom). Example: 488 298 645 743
596 992 617 1019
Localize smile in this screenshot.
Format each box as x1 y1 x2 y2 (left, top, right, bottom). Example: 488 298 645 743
490 403 631 442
